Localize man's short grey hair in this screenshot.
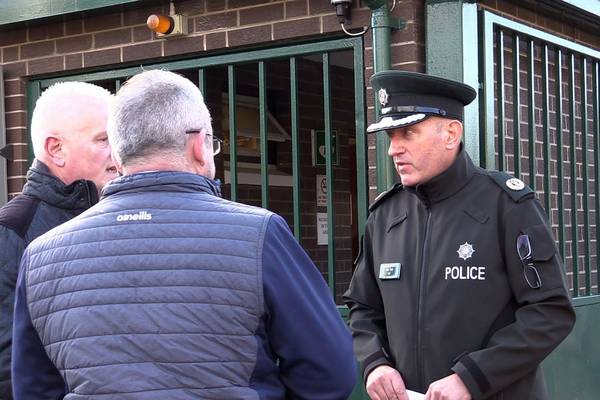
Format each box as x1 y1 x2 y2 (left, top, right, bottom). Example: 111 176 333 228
108 69 212 166
30 81 113 157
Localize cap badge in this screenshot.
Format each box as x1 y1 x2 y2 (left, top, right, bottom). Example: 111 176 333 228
506 178 525 191
378 88 389 107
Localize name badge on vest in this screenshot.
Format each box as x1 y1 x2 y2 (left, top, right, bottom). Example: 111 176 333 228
379 263 401 280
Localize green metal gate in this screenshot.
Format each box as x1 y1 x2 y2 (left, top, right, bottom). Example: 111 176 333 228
27 37 368 306
479 10 600 399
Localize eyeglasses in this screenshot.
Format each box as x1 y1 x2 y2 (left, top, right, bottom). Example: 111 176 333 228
516 234 542 289
185 129 223 156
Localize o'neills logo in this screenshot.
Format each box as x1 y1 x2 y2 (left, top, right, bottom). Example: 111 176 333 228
116 211 152 222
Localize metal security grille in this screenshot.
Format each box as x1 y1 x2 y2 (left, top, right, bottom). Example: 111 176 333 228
480 11 600 298
28 37 368 304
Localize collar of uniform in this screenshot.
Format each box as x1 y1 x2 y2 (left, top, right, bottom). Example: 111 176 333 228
412 145 476 204
101 170 222 199
22 159 99 210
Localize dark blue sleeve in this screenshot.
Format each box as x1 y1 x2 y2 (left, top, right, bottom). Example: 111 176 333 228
262 214 356 400
12 250 66 400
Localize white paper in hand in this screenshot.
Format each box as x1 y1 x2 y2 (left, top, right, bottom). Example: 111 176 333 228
406 389 425 400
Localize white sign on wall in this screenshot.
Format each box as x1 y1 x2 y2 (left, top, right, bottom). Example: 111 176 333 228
316 174 327 207
317 212 328 246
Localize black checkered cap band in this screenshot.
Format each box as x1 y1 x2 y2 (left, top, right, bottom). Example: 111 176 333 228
381 106 448 116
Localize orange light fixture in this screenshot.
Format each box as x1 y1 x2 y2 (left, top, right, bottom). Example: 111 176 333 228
147 14 175 35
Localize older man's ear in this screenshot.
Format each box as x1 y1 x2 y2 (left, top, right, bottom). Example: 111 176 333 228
444 120 463 150
44 135 66 167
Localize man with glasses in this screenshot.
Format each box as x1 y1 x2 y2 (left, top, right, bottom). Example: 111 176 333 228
344 71 575 400
11 70 356 399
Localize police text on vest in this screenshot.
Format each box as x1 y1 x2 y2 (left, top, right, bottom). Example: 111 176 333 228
444 266 486 280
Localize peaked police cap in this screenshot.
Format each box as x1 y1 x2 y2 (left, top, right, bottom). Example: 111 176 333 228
367 70 477 133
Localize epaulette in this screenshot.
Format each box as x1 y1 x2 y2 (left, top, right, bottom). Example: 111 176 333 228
369 183 403 212
488 171 534 203
0 195 40 239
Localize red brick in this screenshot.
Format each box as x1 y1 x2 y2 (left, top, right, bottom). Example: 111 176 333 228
516 5 537 25
539 15 562 36
2 46 19 63
0 28 26 46
206 0 225 12
478 0 497 8
6 127 27 144
164 35 205 56
240 4 284 26
11 159 29 176
578 29 600 49
4 79 25 96
390 2 419 22
174 0 206 15
65 53 83 70
123 3 167 26
84 48 121 68
274 18 320 40
562 23 576 41
65 19 83 35
308 0 332 15
123 42 163 62
133 26 153 42
56 35 93 53
84 13 122 32
496 0 518 16
20 41 55 59
6 111 27 127
28 56 63 76
228 25 271 47
94 28 132 48
3 62 26 79
195 12 237 32
28 22 64 41
286 0 307 18
11 144 29 161
5 96 26 112
229 0 266 8
8 177 27 194
206 32 226 50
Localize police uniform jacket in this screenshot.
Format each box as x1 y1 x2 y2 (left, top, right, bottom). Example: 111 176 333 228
344 147 575 400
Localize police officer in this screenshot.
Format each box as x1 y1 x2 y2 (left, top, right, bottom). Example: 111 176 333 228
344 70 575 400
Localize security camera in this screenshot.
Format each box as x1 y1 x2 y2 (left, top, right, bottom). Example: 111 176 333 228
331 0 352 24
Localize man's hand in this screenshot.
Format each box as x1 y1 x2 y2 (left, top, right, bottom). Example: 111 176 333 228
424 373 471 400
366 365 408 400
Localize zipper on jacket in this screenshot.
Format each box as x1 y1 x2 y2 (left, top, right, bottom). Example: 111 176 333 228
416 205 432 391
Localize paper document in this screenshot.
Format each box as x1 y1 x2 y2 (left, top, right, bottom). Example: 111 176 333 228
406 389 425 400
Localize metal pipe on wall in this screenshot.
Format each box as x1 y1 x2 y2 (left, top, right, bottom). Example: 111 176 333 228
364 0 404 192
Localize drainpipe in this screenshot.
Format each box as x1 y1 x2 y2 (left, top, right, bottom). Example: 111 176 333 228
364 0 405 192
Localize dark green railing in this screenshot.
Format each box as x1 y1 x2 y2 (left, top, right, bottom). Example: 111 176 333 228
28 37 369 304
480 11 600 298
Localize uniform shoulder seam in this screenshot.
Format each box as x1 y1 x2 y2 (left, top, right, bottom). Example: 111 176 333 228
369 183 403 212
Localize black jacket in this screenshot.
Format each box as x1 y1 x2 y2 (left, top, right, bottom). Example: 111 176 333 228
344 149 575 400
0 160 97 399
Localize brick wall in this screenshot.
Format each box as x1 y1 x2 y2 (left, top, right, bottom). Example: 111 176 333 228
0 0 426 201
